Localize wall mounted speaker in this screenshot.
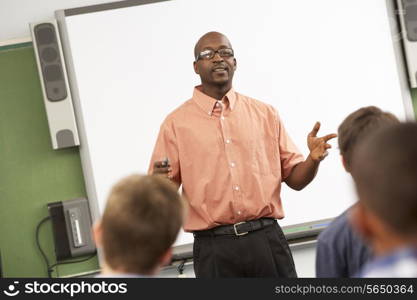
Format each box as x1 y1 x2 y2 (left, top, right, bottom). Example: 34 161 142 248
30 20 80 149
397 0 417 87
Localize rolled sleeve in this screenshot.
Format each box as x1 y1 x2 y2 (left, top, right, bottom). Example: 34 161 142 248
275 111 304 180
148 119 181 186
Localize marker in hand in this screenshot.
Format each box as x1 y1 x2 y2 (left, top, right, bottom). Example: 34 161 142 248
162 158 169 167
153 157 172 179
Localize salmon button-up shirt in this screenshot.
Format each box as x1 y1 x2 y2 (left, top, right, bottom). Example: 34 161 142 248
149 86 304 232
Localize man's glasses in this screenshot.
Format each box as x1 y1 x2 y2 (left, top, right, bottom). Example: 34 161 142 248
196 48 234 61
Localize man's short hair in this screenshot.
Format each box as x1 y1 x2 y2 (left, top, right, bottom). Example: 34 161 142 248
101 174 184 274
351 122 417 236
338 106 399 170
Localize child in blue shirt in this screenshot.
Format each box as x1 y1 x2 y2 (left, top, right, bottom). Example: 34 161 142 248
316 106 399 277
351 123 417 278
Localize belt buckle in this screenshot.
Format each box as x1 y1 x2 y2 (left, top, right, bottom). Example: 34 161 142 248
234 222 248 236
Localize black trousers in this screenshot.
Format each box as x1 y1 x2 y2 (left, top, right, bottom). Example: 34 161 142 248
193 221 297 278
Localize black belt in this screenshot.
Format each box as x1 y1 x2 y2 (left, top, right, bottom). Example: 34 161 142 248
193 218 275 237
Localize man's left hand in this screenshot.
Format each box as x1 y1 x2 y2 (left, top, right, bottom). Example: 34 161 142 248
307 122 337 162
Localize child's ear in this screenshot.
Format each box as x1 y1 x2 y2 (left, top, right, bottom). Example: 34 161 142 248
349 203 372 241
341 155 350 172
92 220 103 248
160 248 173 267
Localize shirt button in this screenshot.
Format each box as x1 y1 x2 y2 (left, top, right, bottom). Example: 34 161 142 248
237 211 241 215
230 162 236 167
208 111 212 115
221 116 225 120
234 186 239 191
226 139 231 144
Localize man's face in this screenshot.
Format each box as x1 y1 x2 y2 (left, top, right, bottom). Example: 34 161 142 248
193 34 237 87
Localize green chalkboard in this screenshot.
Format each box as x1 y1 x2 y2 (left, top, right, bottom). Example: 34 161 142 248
0 42 99 277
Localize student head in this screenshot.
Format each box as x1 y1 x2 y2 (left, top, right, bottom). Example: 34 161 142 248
337 106 399 172
193 31 237 90
93 174 185 275
351 123 417 256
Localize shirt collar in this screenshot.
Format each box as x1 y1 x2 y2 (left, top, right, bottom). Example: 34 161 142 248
359 247 417 277
192 85 237 115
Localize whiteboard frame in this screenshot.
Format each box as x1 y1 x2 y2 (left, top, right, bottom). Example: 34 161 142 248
55 0 415 254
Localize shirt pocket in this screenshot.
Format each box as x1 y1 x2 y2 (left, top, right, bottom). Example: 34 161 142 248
251 124 280 176
178 123 224 173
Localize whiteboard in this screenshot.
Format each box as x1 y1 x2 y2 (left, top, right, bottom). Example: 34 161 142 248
57 0 413 246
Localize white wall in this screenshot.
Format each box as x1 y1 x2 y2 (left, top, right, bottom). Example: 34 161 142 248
0 0 116 40
291 243 317 278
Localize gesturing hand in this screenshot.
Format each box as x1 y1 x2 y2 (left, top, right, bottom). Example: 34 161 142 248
307 122 337 162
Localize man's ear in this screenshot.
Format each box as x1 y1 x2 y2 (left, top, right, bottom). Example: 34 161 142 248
92 221 103 248
159 248 173 267
233 58 237 71
349 202 372 241
193 61 199 75
341 155 350 173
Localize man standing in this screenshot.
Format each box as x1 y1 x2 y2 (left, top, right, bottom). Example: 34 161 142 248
149 32 336 277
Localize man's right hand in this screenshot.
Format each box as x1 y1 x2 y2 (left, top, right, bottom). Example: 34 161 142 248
153 159 172 179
